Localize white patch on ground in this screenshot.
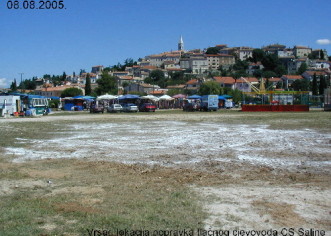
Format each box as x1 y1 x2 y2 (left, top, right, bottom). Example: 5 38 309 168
7 121 331 173
198 184 331 230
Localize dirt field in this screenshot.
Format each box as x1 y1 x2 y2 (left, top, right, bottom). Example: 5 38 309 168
0 110 330 235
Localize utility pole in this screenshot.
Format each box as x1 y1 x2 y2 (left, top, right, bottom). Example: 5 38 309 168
19 73 24 92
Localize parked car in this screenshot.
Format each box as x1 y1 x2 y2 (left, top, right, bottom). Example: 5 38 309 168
107 104 123 113
90 104 104 113
122 103 138 112
139 103 156 112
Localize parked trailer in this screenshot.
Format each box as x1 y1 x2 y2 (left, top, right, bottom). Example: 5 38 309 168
21 95 49 115
200 95 219 111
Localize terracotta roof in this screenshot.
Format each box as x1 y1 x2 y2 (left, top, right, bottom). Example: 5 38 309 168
139 83 154 88
186 79 199 85
304 70 329 76
149 90 165 95
118 76 133 80
35 85 84 92
294 46 311 49
237 77 259 83
113 71 129 74
268 77 281 82
281 75 303 80
166 68 184 71
141 65 158 70
213 77 235 84
249 62 262 66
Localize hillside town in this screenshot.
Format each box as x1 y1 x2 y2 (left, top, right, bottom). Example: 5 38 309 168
2 37 330 98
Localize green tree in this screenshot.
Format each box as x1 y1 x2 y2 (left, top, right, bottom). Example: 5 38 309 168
18 79 37 90
10 79 17 91
274 64 286 77
297 62 307 75
61 87 83 98
145 69 166 88
233 59 249 71
103 67 111 73
167 88 184 96
43 74 51 79
312 73 318 95
253 69 263 78
95 71 117 95
167 71 186 86
61 72 67 81
320 50 325 60
261 54 280 72
292 78 310 91
85 73 92 96
228 89 242 103
262 71 277 79
205 47 220 54
319 76 327 95
199 81 220 95
250 49 265 63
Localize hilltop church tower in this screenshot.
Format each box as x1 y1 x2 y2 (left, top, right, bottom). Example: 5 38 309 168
178 35 184 51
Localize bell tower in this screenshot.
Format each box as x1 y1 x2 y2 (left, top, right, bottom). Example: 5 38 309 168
178 35 184 51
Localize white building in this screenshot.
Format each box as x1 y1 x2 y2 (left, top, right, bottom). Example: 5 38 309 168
180 56 208 74
0 95 21 116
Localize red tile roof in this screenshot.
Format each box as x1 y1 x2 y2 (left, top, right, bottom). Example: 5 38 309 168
236 77 259 83
268 77 281 82
118 76 133 80
149 90 165 95
186 79 199 85
281 75 303 80
141 65 158 70
213 77 235 84
166 68 184 71
304 70 329 76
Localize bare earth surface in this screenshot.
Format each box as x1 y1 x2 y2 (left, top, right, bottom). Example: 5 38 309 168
1 112 330 232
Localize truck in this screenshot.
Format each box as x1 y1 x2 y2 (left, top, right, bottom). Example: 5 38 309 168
200 95 219 111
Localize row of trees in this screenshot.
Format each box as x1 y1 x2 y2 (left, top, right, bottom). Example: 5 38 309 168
286 73 329 95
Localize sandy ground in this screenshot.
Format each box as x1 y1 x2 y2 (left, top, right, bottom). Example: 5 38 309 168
1 112 331 231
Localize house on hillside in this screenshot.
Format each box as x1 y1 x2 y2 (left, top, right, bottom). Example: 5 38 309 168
281 75 303 89
287 58 307 74
235 77 259 92
247 62 264 75
124 83 159 95
213 77 235 89
34 85 85 97
293 46 312 58
268 77 282 89
302 70 331 82
185 79 201 93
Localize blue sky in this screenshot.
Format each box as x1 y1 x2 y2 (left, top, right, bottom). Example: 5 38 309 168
1 0 330 88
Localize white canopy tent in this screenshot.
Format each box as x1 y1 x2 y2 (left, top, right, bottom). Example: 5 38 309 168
96 94 118 100
140 95 159 101
159 95 174 101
